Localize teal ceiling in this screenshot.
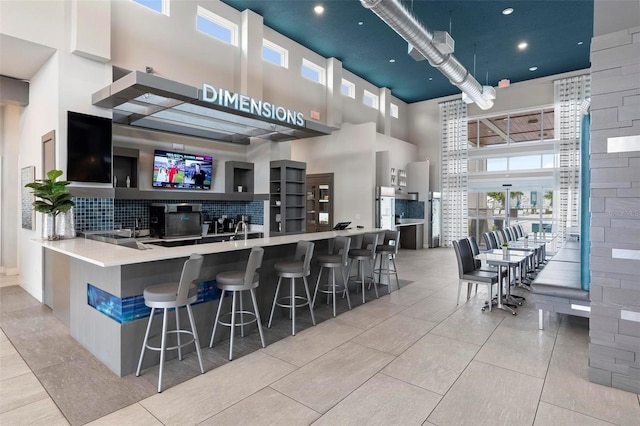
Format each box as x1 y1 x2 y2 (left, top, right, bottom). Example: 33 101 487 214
222 0 593 103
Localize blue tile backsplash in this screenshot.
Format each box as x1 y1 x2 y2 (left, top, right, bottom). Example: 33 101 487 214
73 197 264 232
73 198 114 231
395 200 425 219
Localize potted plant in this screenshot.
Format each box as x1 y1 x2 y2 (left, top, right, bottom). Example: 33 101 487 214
25 169 75 240
501 241 509 256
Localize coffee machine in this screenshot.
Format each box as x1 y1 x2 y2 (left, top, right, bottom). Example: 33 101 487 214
149 203 202 238
213 216 235 234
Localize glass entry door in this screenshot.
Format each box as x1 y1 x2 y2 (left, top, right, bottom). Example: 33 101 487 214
468 186 557 248
306 173 334 232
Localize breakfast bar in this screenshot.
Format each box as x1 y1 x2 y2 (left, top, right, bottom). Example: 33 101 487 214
39 229 374 377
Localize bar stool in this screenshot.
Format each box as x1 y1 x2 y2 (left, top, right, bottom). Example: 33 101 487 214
209 247 265 361
312 236 352 317
374 229 400 294
348 232 380 304
268 241 315 336
136 254 204 393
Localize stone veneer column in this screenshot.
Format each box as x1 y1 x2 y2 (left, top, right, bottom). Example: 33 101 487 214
588 24 640 393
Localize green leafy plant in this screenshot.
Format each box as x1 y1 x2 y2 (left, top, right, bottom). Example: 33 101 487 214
502 241 509 247
25 170 74 239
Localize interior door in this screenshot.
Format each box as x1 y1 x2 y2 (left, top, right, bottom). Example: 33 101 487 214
306 173 334 232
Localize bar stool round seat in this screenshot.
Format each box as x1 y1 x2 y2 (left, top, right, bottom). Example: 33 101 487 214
209 247 266 361
268 241 316 336
348 232 380 304
312 236 352 317
136 254 205 393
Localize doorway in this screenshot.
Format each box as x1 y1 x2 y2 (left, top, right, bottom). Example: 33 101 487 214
306 173 334 232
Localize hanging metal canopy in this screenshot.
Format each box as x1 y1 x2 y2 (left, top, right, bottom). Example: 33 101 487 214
92 71 332 145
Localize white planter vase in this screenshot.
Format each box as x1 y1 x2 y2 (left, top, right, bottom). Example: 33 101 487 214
502 246 508 256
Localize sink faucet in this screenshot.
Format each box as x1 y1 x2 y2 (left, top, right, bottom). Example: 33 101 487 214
232 219 247 241
132 217 141 237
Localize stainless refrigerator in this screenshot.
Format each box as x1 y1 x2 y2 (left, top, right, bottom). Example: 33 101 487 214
428 191 441 247
376 186 396 229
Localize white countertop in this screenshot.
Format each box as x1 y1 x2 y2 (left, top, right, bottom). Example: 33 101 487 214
37 228 378 268
395 219 425 227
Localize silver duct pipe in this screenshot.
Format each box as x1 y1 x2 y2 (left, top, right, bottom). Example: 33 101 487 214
361 0 495 109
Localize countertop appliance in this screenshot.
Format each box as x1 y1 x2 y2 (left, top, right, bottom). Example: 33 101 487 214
376 186 396 230
150 203 202 238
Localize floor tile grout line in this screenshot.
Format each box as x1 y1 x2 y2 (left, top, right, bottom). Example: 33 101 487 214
420 312 507 424
0 330 72 425
533 313 563 426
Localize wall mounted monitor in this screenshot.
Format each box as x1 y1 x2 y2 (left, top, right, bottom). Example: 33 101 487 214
152 149 213 190
67 111 112 183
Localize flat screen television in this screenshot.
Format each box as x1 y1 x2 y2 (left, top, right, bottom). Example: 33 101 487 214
67 111 113 183
152 149 213 190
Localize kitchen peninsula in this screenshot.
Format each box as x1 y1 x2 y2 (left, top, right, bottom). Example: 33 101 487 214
39 228 375 377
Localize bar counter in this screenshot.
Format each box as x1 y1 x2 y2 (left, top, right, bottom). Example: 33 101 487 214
38 229 375 376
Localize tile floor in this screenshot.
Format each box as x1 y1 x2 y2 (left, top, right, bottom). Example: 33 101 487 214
1 248 639 425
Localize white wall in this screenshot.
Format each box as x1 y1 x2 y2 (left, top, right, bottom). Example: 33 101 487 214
292 122 418 228
375 133 418 179
1 105 21 273
18 53 61 301
292 123 377 227
111 0 238 91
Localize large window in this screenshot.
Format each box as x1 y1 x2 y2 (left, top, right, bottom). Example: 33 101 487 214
482 154 557 172
197 6 238 46
468 189 557 248
468 108 554 148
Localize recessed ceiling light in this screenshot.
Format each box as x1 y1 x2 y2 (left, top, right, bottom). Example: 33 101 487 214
358 21 363 26
313 4 324 15
389 59 395 63
502 7 514 15
529 66 538 71
577 41 584 45
518 41 528 50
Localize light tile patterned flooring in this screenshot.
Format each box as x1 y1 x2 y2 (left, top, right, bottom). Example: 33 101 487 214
1 248 639 425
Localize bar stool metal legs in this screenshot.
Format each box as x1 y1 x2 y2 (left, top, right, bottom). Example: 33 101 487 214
268 241 316 335
347 232 380 304
312 236 352 318
210 286 265 360
136 254 205 393
209 247 266 361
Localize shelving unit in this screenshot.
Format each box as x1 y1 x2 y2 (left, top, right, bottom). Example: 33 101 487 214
113 147 139 188
225 161 254 194
270 160 306 235
398 169 407 187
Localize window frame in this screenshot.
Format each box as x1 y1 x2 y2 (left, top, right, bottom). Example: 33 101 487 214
390 103 399 118
363 89 379 110
301 58 326 85
341 79 355 98
262 39 289 68
131 0 170 15
196 6 238 46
